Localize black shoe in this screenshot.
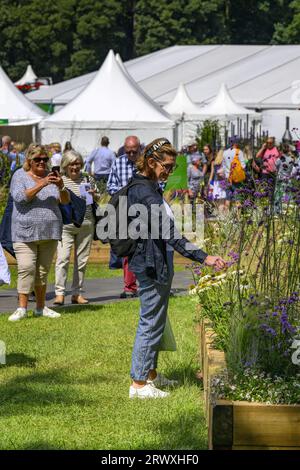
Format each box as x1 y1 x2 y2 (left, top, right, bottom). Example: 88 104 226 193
130 292 138 298
120 291 138 299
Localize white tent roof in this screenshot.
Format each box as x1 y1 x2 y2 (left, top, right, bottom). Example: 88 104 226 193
115 53 171 119
15 64 38 85
197 83 254 116
28 45 300 111
163 82 202 116
0 66 46 125
40 50 173 129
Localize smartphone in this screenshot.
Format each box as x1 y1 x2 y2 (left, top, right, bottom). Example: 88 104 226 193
51 166 60 175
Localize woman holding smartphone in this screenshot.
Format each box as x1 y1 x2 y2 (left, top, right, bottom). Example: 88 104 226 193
8 144 70 321
54 150 99 306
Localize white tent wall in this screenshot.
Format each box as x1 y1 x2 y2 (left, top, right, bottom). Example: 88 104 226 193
40 126 174 156
262 110 300 142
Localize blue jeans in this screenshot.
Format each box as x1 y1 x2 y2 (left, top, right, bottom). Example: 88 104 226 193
130 251 174 381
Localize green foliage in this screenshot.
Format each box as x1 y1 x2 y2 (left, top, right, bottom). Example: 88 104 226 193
0 153 10 217
0 0 295 83
134 0 228 56
272 0 300 43
64 0 134 79
191 176 300 381
196 120 222 150
226 0 292 44
212 369 300 404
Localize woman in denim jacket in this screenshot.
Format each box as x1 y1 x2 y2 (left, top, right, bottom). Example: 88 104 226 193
128 138 226 399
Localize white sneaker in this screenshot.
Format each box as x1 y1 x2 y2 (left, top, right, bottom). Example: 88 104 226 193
147 372 179 388
38 306 61 318
129 383 170 399
8 308 27 322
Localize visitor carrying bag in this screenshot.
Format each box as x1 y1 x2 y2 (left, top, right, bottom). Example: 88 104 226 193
229 149 246 184
96 178 153 257
159 315 177 351
0 242 10 286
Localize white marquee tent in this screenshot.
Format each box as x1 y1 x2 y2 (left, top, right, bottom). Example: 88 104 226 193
39 50 174 154
196 83 255 116
15 64 38 86
163 82 203 148
0 65 46 142
29 45 300 142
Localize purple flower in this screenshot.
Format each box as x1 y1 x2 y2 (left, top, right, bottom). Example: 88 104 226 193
228 251 239 262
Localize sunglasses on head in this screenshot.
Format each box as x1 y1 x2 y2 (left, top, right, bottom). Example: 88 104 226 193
32 157 49 163
145 139 171 158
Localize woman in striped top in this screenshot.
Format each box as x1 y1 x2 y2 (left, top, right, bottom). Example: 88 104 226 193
54 150 99 306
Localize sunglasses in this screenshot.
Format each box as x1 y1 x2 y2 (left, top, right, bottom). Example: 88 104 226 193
152 157 177 174
32 157 49 163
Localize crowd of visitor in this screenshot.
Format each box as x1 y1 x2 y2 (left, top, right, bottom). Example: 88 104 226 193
1 131 300 399
184 136 300 217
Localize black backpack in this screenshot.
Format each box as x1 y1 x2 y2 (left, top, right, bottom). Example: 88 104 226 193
96 178 153 257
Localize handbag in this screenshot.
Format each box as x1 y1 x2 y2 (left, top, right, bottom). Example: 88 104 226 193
0 242 10 285
0 193 15 257
59 189 86 227
159 315 177 351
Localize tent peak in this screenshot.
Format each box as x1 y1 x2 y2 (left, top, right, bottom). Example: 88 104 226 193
163 81 201 116
42 49 172 125
15 64 38 85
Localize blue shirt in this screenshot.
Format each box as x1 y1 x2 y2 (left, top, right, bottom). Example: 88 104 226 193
85 146 115 175
107 154 137 195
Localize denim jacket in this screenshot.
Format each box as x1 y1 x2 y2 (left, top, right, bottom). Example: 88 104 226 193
127 174 207 284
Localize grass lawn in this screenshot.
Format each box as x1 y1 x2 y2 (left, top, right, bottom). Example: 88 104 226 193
3 263 186 290
0 296 206 450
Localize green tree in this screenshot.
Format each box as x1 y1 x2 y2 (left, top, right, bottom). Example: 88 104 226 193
272 0 300 43
0 0 76 82
64 0 135 79
134 0 228 56
226 0 291 44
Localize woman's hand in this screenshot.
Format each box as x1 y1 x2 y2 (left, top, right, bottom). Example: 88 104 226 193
204 255 226 270
47 172 64 189
188 189 194 198
87 188 97 199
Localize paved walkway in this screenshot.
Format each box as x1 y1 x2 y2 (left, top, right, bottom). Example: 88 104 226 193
0 271 194 314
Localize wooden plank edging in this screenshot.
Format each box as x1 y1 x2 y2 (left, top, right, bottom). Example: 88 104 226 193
199 318 300 450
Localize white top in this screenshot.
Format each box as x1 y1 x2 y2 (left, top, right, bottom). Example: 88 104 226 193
222 148 246 179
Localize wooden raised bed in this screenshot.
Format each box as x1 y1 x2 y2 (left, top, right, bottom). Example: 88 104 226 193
199 320 300 450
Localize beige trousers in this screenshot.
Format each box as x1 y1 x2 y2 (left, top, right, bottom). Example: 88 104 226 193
13 240 58 294
55 220 94 296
